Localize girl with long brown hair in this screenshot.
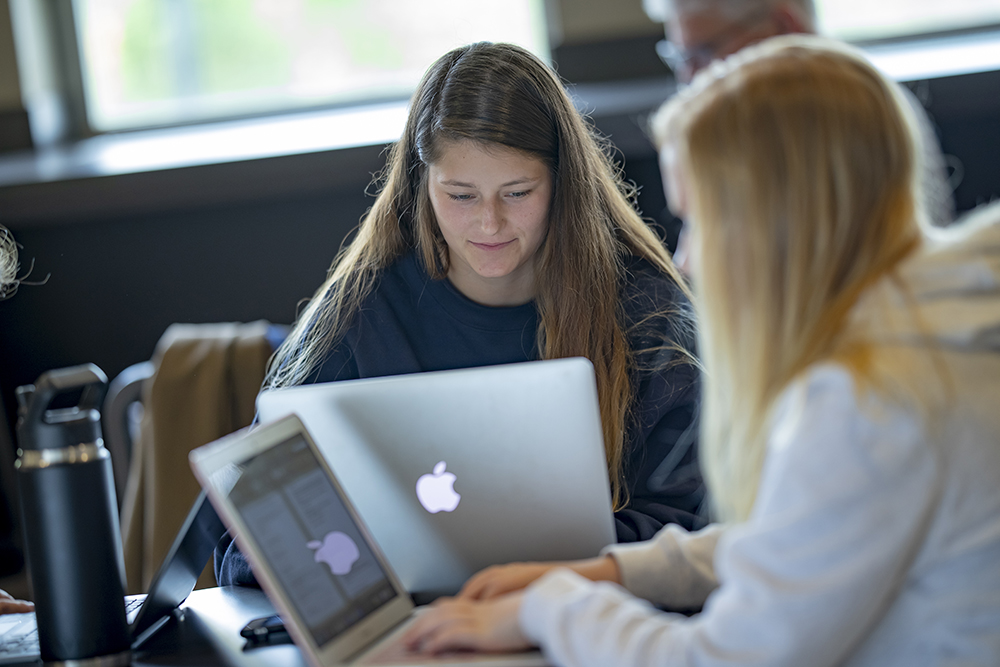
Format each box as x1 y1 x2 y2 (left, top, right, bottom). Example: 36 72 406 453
217 41 704 585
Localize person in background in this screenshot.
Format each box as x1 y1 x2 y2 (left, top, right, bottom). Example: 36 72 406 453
217 41 705 585
645 0 815 85
644 0 954 273
0 227 34 615
400 35 1000 666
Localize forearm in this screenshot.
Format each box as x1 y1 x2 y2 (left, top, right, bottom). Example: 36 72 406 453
566 555 621 585
604 523 722 610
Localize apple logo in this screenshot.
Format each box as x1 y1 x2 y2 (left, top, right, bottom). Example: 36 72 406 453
307 531 360 576
415 461 461 513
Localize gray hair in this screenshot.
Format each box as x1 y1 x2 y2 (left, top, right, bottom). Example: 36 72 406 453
643 0 816 29
0 224 47 301
0 225 18 300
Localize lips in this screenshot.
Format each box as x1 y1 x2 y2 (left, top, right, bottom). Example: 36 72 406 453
470 240 515 250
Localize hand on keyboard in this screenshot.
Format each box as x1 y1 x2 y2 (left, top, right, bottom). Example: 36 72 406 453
0 590 33 615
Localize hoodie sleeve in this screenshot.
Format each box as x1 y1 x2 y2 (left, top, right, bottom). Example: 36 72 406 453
603 523 723 610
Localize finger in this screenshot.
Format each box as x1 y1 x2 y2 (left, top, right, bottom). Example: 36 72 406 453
457 580 481 600
479 579 512 600
402 602 464 649
0 600 34 614
458 569 496 600
404 596 515 654
461 579 493 600
419 619 485 655
402 614 438 649
408 614 473 654
421 612 526 655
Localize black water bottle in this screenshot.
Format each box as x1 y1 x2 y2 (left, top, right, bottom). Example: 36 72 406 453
15 364 131 666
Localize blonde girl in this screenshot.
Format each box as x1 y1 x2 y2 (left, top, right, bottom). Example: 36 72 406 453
403 35 1000 667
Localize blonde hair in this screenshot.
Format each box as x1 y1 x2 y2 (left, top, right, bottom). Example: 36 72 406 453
267 42 690 509
652 36 924 521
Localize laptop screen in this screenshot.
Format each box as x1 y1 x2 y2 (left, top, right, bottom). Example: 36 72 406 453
225 433 398 646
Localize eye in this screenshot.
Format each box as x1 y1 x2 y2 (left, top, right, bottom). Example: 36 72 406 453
507 190 531 199
447 193 474 202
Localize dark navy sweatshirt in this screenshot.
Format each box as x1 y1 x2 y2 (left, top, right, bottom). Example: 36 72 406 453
216 251 705 587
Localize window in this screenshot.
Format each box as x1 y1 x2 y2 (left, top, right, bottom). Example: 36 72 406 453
816 0 1000 42
72 0 548 132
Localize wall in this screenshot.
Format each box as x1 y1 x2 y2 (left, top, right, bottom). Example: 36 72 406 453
0 0 30 151
556 0 660 43
0 0 19 108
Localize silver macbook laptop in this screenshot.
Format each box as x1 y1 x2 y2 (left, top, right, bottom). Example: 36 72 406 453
189 414 546 667
0 490 226 664
255 358 616 599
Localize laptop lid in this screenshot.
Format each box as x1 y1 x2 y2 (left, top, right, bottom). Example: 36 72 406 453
130 489 226 646
255 358 617 599
189 415 414 667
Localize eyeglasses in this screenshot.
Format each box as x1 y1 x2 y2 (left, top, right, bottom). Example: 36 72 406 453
655 9 774 82
656 39 715 81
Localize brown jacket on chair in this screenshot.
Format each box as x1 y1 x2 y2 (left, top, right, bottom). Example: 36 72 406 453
120 321 274 594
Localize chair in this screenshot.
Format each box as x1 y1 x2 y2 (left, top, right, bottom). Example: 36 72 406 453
117 321 287 594
102 361 154 510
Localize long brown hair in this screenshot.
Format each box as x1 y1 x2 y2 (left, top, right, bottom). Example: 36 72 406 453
267 42 689 509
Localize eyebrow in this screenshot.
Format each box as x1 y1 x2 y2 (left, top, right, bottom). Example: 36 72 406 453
439 177 538 188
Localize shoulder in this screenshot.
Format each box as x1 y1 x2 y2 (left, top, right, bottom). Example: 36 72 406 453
620 255 690 313
362 250 425 300
303 251 422 382
771 364 925 454
620 255 696 364
762 364 930 505
325 250 431 327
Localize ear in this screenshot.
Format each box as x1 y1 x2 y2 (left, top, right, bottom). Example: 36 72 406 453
771 3 813 35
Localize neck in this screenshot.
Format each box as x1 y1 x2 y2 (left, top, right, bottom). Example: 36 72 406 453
446 264 537 307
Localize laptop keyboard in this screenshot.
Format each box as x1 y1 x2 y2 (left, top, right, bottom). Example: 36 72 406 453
0 597 145 660
0 614 38 659
126 596 144 621
0 616 36 658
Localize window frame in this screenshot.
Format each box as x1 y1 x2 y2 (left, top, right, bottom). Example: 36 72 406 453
58 0 553 136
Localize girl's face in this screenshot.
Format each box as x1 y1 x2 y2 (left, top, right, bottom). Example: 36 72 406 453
659 143 695 277
427 140 552 307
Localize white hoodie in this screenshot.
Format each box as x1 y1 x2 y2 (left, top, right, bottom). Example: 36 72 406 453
519 202 1000 667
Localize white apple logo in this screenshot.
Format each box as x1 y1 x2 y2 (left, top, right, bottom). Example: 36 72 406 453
307 531 360 576
415 461 461 513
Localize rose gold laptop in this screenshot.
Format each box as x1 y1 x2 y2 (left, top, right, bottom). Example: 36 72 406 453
190 414 547 667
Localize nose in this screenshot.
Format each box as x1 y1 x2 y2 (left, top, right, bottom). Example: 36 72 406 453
480 197 502 235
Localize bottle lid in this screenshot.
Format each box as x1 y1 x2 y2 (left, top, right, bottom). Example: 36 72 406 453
16 364 108 452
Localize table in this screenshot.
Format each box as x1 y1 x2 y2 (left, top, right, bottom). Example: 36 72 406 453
133 586 305 667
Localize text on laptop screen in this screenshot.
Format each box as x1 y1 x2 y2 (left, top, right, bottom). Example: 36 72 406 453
224 434 397 646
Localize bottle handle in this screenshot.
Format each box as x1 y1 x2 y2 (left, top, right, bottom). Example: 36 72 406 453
17 364 108 426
